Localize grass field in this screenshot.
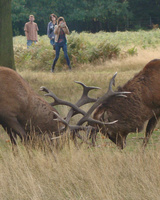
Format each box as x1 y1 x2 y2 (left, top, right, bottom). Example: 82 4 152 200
0 30 160 199
13 29 160 71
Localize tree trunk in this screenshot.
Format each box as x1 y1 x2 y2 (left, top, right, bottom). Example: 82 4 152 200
0 0 15 70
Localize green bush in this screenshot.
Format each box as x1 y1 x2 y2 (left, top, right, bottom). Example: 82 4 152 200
68 31 120 64
127 46 138 56
14 32 121 71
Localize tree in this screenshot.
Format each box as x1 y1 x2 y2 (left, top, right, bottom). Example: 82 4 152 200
10 0 132 34
128 0 160 29
11 0 29 35
0 0 15 69
11 0 160 34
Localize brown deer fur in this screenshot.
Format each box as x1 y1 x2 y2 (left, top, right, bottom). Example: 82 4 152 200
0 66 63 145
93 59 160 149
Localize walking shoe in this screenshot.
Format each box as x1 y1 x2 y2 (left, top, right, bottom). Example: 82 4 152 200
51 68 54 73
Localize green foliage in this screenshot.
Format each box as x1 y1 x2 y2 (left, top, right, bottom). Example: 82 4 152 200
11 0 160 35
11 0 132 35
127 46 138 56
14 31 121 71
14 29 160 71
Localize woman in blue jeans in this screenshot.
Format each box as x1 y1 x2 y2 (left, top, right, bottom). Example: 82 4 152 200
51 17 71 72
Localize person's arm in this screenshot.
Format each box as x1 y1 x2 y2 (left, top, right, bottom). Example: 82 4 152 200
36 24 39 32
47 22 50 38
24 23 28 39
35 23 38 42
54 25 60 34
62 22 69 34
63 25 69 35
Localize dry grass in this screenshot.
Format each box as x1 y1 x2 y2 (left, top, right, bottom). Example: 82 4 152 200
0 142 160 200
0 48 160 199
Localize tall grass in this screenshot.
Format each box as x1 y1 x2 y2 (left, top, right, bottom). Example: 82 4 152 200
0 142 160 200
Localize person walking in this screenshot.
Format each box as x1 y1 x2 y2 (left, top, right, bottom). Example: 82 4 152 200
47 13 57 49
51 17 71 72
24 15 39 48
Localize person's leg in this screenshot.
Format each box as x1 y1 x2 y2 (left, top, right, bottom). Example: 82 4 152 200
27 40 33 48
51 43 60 72
62 43 71 70
50 39 54 45
27 40 37 48
50 39 55 50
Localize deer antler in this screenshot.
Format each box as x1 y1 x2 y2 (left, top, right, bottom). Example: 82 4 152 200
40 73 130 145
40 82 116 144
65 81 100 123
77 73 131 126
74 81 100 105
40 86 86 116
40 81 101 122
40 84 115 127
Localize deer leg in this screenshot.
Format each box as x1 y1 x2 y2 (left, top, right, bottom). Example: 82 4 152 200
89 128 97 146
143 116 158 148
5 117 27 144
3 126 17 148
1 123 17 145
91 131 97 146
7 129 17 145
72 131 78 147
6 128 19 152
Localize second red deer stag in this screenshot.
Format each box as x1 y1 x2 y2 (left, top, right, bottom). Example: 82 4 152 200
93 59 160 149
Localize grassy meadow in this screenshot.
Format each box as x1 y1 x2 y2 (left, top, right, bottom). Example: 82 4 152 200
0 30 160 199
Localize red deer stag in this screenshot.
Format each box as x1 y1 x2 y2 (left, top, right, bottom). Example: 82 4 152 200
0 66 65 145
93 59 160 149
0 66 126 147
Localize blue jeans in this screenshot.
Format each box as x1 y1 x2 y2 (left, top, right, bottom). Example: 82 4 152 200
27 40 36 48
52 42 71 70
50 39 55 46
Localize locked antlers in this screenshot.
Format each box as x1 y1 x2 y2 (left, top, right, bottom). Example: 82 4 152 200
40 73 130 139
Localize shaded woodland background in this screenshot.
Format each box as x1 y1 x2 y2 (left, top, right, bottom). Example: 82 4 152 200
12 0 160 36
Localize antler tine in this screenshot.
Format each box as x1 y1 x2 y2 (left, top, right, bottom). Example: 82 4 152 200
53 111 68 127
116 93 131 98
39 86 58 106
87 119 118 126
40 86 50 93
109 72 117 90
108 73 131 97
65 81 101 123
75 81 101 105
41 86 88 116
